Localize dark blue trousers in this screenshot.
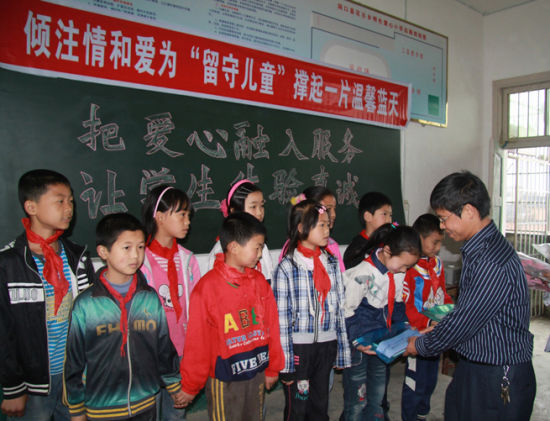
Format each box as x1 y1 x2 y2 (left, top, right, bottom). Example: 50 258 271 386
444 358 536 421
401 356 440 421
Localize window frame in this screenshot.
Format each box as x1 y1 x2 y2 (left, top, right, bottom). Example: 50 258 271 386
494 71 550 149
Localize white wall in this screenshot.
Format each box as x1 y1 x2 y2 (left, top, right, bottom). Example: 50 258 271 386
482 0 550 179
354 0 485 260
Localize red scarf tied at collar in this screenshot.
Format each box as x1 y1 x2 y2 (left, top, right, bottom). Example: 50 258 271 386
22 218 68 315
365 253 395 329
148 238 183 321
417 257 438 285
99 270 138 356
297 242 332 323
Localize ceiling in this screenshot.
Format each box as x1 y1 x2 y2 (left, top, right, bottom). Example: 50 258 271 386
453 0 536 15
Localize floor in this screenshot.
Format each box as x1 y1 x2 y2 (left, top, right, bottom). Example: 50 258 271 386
187 316 550 420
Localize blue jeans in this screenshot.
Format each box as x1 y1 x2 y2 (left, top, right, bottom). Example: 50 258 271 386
341 348 387 421
8 373 69 421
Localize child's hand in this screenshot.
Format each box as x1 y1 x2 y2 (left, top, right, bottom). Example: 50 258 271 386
171 390 195 408
71 415 87 421
265 375 278 390
356 344 377 355
1 395 28 417
420 325 435 334
429 320 439 327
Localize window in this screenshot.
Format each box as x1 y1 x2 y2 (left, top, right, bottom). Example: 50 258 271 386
498 73 550 148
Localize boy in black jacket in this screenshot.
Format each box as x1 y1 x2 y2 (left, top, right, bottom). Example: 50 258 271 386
0 169 95 420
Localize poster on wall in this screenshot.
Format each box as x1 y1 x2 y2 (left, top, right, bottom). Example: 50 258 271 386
60 0 448 126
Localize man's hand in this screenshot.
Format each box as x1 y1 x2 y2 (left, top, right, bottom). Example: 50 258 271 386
265 375 278 390
404 336 418 356
1 395 28 417
356 344 377 355
71 415 87 421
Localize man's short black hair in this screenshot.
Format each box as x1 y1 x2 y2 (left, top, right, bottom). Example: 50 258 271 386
358 192 392 225
413 213 443 237
219 212 266 252
18 169 71 211
430 171 491 218
96 213 145 250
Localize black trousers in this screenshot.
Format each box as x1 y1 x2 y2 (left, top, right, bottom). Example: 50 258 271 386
444 358 536 421
283 341 337 421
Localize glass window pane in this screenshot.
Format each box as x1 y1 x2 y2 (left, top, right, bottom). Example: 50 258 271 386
518 91 528 137
509 92 519 138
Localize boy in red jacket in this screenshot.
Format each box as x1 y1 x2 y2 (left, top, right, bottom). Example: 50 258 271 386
401 213 453 421
179 212 284 420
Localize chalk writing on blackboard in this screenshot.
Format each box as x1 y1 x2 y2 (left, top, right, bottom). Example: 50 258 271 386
339 128 363 164
337 172 360 207
78 103 126 151
144 112 183 157
233 121 270 160
79 170 128 218
140 168 176 198
269 168 303 205
312 128 337 162
186 129 227 159
311 165 329 187
279 128 308 160
188 165 219 211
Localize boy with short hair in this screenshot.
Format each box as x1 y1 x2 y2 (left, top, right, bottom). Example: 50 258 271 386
406 171 536 420
401 213 453 421
64 213 184 421
179 212 284 420
343 191 392 269
0 169 95 420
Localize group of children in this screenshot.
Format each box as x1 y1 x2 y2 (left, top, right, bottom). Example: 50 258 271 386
0 169 454 421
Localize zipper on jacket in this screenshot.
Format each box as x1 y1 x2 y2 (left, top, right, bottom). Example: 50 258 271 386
126 298 135 417
313 274 320 343
24 246 52 395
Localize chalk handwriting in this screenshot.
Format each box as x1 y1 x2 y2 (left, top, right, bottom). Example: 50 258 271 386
311 128 337 162
144 112 183 157
140 168 176 196
80 170 128 219
233 121 270 160
232 163 260 185
336 172 360 207
311 165 329 187
338 128 363 164
269 168 303 205
78 103 125 151
188 165 219 211
186 129 227 159
279 128 308 160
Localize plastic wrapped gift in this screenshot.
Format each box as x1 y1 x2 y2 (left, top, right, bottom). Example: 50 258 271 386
353 323 420 364
421 304 455 322
518 252 550 292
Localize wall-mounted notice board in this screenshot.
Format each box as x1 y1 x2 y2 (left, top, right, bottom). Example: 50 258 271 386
0 68 404 254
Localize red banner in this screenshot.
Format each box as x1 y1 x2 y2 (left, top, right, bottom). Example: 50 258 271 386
1 0 410 128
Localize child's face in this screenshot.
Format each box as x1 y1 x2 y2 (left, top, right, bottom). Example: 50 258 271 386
244 191 265 222
320 195 337 229
421 231 443 258
25 183 73 234
97 230 145 284
157 205 191 240
301 212 330 250
381 247 419 274
364 205 392 234
228 233 265 272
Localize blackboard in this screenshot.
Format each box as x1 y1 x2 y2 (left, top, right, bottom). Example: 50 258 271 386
0 68 404 254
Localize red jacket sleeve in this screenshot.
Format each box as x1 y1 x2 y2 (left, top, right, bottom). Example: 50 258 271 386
403 269 431 329
180 280 214 396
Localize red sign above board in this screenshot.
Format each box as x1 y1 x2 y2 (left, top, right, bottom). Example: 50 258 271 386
1 0 411 128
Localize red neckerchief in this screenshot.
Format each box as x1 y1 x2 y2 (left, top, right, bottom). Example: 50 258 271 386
148 239 182 321
22 218 68 315
416 257 438 290
365 253 395 329
99 270 138 356
360 230 369 240
297 242 331 323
